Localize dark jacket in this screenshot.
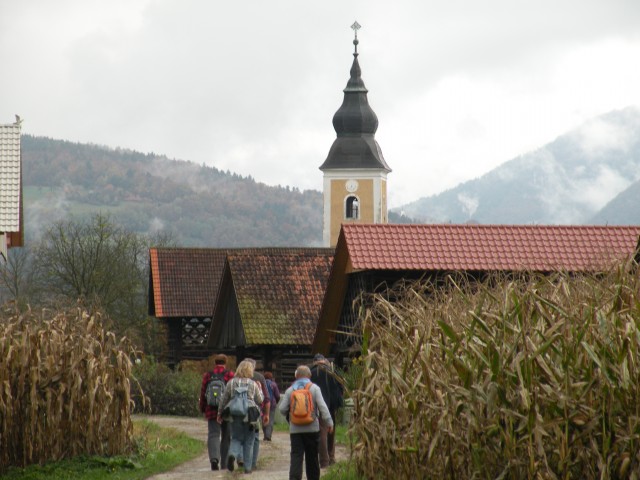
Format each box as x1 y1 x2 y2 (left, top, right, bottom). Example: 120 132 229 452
253 371 271 415
310 362 343 413
266 379 281 409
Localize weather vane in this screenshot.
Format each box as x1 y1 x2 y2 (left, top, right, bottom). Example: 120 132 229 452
351 21 361 54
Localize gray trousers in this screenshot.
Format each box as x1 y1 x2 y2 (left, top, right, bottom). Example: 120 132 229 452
263 408 276 440
319 410 336 467
207 418 230 464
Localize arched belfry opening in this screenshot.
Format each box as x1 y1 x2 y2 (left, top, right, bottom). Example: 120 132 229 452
319 22 391 247
345 195 360 220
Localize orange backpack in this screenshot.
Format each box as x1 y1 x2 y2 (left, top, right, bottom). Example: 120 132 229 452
289 383 314 425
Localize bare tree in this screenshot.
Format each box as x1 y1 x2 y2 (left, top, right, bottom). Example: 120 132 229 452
32 213 177 350
0 246 38 308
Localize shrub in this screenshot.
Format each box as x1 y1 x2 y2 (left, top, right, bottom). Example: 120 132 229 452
349 265 640 479
0 306 138 472
132 357 201 417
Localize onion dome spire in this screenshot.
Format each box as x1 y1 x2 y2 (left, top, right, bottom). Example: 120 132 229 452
320 22 390 172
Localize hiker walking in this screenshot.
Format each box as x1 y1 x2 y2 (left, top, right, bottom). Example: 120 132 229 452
198 353 234 471
218 359 264 474
244 357 271 471
310 353 344 468
279 365 334 480
263 371 281 441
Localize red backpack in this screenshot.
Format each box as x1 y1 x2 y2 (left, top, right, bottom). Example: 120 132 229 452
289 383 314 425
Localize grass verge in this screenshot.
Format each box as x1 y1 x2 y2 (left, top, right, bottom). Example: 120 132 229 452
321 461 365 480
2 418 204 480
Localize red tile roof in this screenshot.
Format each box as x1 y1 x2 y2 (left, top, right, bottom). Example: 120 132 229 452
312 223 640 355
226 249 333 345
341 224 640 272
149 248 227 318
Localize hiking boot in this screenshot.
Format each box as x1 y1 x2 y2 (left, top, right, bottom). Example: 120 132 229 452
227 455 235 472
211 459 219 471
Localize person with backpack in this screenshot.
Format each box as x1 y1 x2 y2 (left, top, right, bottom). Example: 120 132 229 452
244 358 271 472
218 359 264 474
310 353 344 468
262 371 281 441
279 365 333 480
198 353 234 471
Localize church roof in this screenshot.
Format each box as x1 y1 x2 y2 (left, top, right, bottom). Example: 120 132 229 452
319 34 390 172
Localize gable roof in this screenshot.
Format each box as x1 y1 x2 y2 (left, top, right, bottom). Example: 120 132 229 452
313 223 640 354
341 224 640 272
0 119 21 232
149 247 228 318
209 248 334 347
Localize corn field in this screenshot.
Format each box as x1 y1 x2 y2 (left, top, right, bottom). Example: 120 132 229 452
350 264 640 479
0 306 140 471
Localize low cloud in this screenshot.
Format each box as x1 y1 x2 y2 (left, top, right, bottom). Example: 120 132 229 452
573 118 636 158
148 217 165 233
25 188 70 240
572 165 633 211
457 192 479 218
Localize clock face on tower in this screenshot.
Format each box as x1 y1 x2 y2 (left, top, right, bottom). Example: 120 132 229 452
345 179 359 192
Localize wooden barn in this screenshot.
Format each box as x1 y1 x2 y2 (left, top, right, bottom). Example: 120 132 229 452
148 247 227 365
207 248 333 380
312 223 640 363
148 247 332 381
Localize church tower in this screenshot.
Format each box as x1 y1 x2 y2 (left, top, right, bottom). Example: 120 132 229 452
319 23 391 247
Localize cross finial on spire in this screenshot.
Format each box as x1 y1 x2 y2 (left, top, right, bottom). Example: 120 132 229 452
351 21 361 54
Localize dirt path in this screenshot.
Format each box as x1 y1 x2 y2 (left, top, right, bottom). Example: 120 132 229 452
138 415 347 479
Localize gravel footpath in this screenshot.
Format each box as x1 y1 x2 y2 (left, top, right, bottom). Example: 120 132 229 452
138 415 347 479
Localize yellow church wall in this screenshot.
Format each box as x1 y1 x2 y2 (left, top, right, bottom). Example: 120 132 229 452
329 178 375 245
381 179 387 222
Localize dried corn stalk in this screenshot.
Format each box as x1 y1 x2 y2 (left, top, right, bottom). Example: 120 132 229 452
349 265 640 479
0 306 140 471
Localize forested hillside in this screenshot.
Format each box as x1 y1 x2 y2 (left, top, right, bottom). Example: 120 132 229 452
22 135 324 247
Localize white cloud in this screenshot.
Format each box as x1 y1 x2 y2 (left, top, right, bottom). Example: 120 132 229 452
2 0 640 210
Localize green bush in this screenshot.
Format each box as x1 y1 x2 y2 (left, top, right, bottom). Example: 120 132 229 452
131 357 201 417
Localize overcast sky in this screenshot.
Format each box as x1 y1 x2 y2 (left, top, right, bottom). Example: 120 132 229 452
2 1 640 208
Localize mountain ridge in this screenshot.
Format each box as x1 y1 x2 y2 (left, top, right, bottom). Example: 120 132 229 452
395 106 640 225
20 106 640 249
